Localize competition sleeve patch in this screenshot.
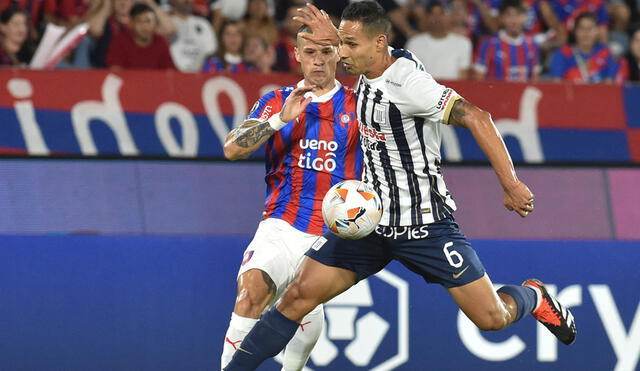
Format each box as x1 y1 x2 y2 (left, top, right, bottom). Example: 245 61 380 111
442 93 461 125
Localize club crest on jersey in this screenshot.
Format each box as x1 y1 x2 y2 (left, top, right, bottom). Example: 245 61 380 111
374 104 387 123
241 250 254 266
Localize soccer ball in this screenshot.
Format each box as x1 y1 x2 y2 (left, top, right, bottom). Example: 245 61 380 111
322 180 383 240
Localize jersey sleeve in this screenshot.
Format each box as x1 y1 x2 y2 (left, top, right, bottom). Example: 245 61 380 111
399 70 461 125
246 90 284 121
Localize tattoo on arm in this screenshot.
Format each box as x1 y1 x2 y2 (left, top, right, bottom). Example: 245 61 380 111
448 98 473 127
261 270 277 295
230 120 276 148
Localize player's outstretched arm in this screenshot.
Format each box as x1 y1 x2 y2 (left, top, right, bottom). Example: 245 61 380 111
224 86 314 160
293 4 339 46
448 99 535 217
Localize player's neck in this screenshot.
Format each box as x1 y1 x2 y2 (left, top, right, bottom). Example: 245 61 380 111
306 79 336 97
364 51 396 79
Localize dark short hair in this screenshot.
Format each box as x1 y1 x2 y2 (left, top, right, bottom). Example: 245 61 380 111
130 3 154 19
341 1 391 36
0 6 28 24
499 0 526 14
426 1 446 14
574 11 598 29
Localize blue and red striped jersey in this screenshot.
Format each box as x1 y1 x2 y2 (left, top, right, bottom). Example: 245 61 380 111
202 56 253 73
248 81 363 235
474 31 541 81
550 0 608 31
550 44 619 83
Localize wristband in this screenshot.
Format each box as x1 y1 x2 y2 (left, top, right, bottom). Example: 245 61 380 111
267 112 288 130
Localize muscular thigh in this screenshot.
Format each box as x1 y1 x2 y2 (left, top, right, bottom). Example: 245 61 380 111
386 220 486 288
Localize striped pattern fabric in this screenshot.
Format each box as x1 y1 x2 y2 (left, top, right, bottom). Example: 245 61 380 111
247 81 362 235
355 49 460 226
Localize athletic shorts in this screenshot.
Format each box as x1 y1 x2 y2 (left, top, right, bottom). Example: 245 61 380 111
305 218 485 288
237 218 320 301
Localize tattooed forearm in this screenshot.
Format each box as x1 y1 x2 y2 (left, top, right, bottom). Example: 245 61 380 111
448 98 473 127
230 120 276 148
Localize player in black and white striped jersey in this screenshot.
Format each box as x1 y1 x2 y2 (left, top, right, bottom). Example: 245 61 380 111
223 3 576 369
355 47 457 226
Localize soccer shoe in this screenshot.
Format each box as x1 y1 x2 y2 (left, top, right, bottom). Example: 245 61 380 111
522 278 577 345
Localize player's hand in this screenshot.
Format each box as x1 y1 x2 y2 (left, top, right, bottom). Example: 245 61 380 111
502 181 535 218
293 3 339 46
280 85 315 123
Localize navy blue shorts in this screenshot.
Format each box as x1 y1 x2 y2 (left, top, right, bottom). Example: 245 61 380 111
306 218 485 288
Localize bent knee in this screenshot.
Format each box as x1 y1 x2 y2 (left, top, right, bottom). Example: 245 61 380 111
279 282 323 319
234 284 275 317
471 310 508 331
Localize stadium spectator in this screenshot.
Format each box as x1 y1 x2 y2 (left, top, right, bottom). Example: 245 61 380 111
242 0 277 46
608 0 631 57
467 0 501 42
168 0 217 72
406 1 472 80
0 7 34 66
243 34 274 73
106 3 175 69
548 0 609 43
618 26 640 81
474 0 541 82
0 0 55 38
549 12 618 83
88 0 174 68
202 20 251 72
273 4 300 73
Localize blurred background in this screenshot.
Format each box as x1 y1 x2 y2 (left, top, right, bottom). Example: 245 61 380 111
0 0 639 370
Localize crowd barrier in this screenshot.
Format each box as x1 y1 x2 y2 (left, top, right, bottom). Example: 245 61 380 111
0 70 638 163
0 235 638 371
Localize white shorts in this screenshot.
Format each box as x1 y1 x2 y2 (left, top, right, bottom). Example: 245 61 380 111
237 218 321 302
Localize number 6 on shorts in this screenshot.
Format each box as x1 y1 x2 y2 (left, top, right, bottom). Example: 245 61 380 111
443 241 464 268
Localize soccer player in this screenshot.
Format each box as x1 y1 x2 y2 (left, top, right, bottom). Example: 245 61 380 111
219 23 362 371
549 12 619 83
223 2 577 370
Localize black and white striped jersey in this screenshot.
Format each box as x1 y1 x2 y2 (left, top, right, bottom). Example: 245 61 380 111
356 49 461 226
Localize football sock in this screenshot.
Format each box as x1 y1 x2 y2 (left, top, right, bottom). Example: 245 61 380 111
220 313 259 369
224 307 299 371
282 305 324 371
497 285 538 322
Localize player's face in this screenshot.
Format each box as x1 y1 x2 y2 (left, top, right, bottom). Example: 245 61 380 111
337 20 379 76
295 36 339 87
574 18 598 49
500 8 526 37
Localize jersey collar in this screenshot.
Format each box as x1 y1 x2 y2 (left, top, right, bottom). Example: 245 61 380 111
296 79 341 103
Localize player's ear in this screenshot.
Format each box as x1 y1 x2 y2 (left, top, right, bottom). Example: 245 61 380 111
376 34 387 51
294 47 301 63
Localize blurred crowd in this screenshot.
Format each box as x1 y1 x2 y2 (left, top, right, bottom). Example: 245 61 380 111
0 0 639 83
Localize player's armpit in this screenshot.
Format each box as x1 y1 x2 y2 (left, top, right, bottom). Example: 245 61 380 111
223 119 276 160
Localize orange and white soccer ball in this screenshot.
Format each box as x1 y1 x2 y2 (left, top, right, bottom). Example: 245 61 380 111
322 180 383 240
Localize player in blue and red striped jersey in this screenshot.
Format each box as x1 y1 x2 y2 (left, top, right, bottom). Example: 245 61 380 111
474 0 541 82
550 12 619 83
219 22 361 371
